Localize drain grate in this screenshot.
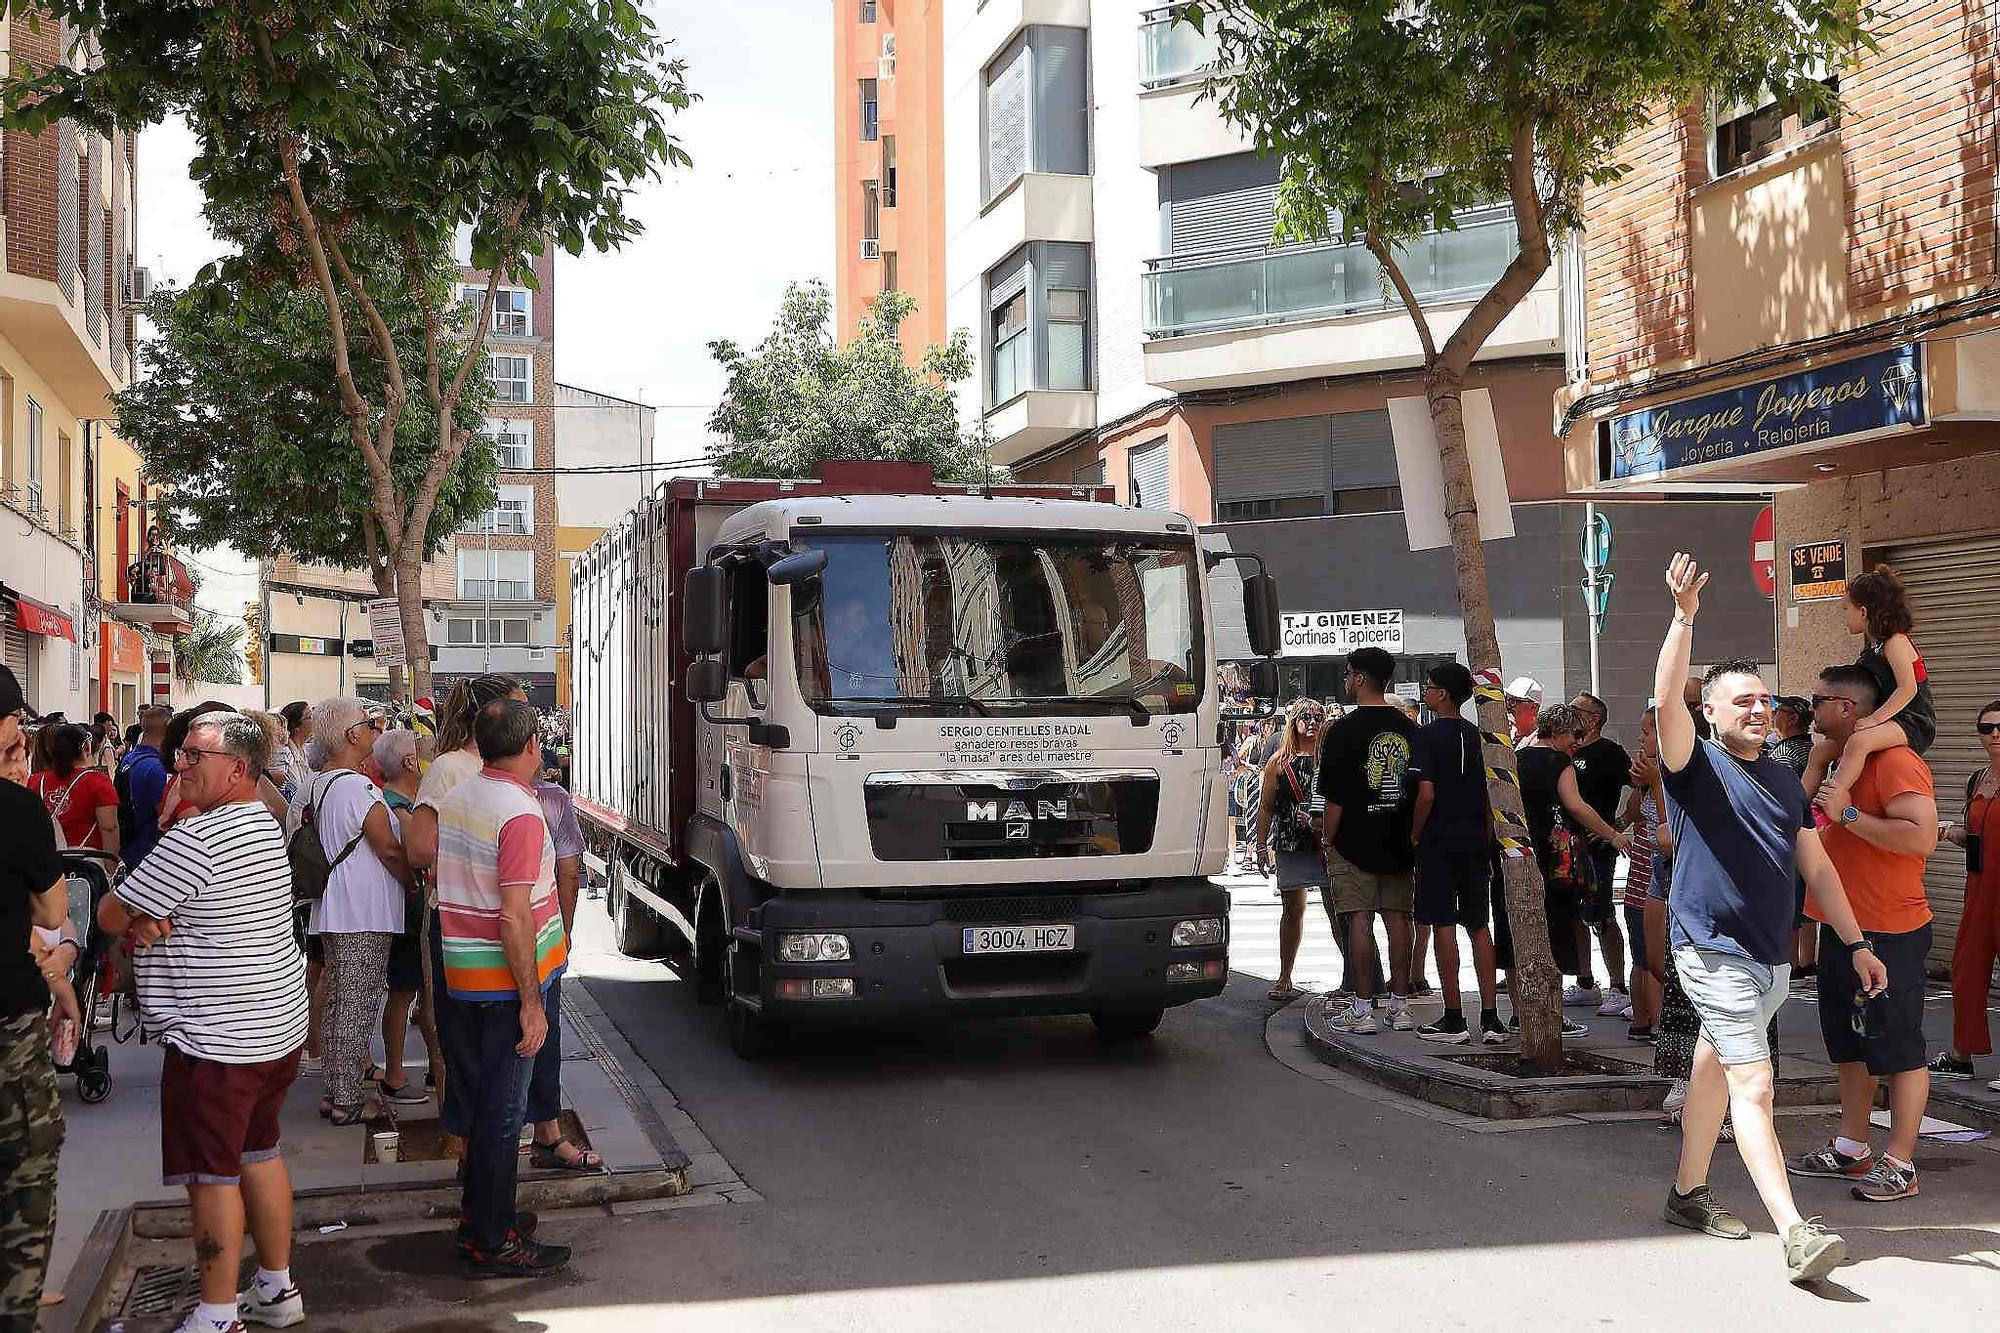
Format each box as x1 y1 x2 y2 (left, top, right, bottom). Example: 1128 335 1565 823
123 1262 199 1316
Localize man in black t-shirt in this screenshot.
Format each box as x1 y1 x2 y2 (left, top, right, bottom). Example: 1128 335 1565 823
1317 648 1419 1035
1409 663 1503 1044
1569 693 1632 1012
0 664 71 1323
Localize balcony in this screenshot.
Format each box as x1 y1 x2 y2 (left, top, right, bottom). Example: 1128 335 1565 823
1139 5 1222 89
466 512 529 537
457 579 536 603
982 388 1097 466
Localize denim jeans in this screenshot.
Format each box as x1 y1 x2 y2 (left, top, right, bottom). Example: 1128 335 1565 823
447 993 538 1251
525 974 562 1127
428 911 467 1138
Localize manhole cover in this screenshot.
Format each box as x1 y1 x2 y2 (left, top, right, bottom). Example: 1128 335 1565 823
123 1262 198 1316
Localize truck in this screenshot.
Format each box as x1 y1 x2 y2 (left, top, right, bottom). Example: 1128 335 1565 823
568 460 1280 1056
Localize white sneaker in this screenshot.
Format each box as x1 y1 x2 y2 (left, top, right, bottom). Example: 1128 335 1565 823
238 1282 305 1329
1598 989 1630 1016
1662 1078 1688 1117
1563 984 1602 1007
1389 1007 1415 1032
1989 1078 2000 1093
1329 1005 1379 1035
1617 1003 1634 1021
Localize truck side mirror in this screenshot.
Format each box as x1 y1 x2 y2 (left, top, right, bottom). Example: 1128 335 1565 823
767 549 827 586
687 656 728 704
683 565 726 657
1243 572 1282 658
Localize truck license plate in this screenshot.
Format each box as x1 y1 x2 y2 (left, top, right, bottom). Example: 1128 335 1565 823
961 924 1076 954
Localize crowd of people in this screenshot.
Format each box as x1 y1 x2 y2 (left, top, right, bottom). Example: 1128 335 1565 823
1218 558 1999 1283
0 669 592 1331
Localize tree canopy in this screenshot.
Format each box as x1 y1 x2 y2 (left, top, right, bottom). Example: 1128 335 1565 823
120 239 496 570
707 284 993 483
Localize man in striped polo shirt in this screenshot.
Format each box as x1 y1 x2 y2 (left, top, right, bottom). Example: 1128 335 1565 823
101 712 310 1332
432 698 571 1279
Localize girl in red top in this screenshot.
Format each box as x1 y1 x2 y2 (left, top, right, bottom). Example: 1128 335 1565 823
1932 700 2000 1086
29 723 121 854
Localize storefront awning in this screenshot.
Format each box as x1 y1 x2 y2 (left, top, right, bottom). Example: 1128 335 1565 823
2 587 76 642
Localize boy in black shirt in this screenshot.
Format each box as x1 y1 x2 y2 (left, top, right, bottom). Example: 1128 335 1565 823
1317 648 1419 1034
1410 664 1504 1043
1569 692 1632 1013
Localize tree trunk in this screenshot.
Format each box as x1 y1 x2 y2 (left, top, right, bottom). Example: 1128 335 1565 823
1424 368 1564 1073
395 547 432 705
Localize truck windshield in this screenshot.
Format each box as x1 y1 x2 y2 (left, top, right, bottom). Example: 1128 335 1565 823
792 532 1205 716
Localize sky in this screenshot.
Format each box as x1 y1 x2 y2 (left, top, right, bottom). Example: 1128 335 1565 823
137 0 836 622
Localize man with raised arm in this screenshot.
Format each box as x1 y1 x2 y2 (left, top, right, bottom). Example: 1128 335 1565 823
1651 553 1887 1285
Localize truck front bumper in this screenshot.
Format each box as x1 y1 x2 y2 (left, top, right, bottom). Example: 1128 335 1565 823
745 878 1229 1022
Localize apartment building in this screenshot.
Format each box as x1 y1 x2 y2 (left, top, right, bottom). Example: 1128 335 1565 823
0 11 173 723
932 1 1771 724
551 381 656 709
834 0 950 357
263 244 563 708
1559 0 2000 961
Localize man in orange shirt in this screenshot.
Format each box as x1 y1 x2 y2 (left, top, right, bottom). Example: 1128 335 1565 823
1788 664 1939 1203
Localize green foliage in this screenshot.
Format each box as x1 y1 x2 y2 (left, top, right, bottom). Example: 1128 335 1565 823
1189 0 1873 259
707 283 996 484
117 237 497 570
174 607 248 686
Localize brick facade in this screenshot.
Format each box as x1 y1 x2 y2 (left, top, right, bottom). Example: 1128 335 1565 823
1579 104 1705 383
1842 0 1999 308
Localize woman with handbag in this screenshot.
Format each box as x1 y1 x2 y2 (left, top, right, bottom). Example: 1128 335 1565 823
1256 700 1329 1002
1928 699 2000 1089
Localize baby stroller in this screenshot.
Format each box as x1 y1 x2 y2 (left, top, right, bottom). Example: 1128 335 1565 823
54 848 119 1104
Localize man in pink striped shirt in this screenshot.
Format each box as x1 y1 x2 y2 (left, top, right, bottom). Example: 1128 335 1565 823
431 699 570 1279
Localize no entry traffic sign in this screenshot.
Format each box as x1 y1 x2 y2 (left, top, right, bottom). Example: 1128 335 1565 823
1751 504 1775 598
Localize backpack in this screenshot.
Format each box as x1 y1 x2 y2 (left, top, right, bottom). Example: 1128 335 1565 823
113 749 153 854
1543 808 1595 895
288 771 367 904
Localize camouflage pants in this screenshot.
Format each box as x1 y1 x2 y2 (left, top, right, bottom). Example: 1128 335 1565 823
0 1011 63 1329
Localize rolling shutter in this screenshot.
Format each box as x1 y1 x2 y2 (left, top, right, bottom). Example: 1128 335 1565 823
2 616 27 681
1213 415 1326 504
1165 153 1281 254
1128 438 1171 511
985 35 1028 198
1883 534 2000 967
1327 409 1399 489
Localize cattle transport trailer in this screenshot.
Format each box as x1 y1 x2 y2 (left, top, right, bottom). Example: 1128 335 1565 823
569 461 1279 1056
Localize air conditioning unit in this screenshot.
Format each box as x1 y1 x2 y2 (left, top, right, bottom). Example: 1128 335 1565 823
128 265 154 304
860 239 882 261
879 32 897 80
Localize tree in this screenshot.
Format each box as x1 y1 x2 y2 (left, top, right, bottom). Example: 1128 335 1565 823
175 607 247 687
4 0 693 702
1190 0 1871 1068
118 246 496 579
708 283 994 483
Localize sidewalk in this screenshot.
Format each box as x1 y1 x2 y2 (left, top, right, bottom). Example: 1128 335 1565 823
44 907 692 1331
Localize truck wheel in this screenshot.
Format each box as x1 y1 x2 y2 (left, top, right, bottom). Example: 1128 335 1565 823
1092 1008 1164 1042
693 878 728 1006
725 945 783 1059
611 861 663 958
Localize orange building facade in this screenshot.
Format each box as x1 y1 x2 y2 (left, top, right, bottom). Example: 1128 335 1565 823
833 0 948 359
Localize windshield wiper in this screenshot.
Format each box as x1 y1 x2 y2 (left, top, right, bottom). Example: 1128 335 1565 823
835 694 995 717
1008 695 1156 723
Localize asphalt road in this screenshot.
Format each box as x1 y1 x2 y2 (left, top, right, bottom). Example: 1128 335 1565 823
298 893 2000 1330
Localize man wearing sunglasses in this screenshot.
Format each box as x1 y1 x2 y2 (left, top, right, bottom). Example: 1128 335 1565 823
1786 665 1938 1205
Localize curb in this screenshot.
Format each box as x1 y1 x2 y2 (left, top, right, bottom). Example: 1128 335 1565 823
1300 1001 1846 1120
40 1206 131 1333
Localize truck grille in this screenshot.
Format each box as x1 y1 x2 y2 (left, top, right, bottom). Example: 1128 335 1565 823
865 775 1159 862
943 895 1083 924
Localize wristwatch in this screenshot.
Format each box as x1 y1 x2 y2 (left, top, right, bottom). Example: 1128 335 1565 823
1846 936 1872 955
1840 804 1861 825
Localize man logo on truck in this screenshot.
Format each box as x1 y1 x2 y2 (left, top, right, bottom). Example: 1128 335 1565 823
966 799 1070 822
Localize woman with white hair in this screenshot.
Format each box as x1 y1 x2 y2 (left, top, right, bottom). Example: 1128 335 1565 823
366 726 435 1103
301 697 410 1126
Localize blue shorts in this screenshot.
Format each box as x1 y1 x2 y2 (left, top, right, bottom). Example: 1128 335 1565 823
1672 947 1790 1067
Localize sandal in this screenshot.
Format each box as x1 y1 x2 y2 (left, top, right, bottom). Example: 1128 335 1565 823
528 1141 605 1173
1268 982 1300 1002
328 1100 390 1128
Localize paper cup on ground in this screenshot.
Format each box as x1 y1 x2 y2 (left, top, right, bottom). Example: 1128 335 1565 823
372 1131 400 1164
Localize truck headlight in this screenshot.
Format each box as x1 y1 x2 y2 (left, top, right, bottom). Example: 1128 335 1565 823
1171 917 1224 948
777 932 852 963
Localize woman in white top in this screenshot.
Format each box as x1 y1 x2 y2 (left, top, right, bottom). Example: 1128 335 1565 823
305 697 411 1125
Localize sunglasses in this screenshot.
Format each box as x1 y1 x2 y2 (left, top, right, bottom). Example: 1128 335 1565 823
1979 721 2000 736
1810 694 1854 710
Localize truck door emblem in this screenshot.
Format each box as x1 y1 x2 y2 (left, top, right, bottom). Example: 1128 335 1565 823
1160 720 1185 749
836 724 860 752
1006 823 1030 839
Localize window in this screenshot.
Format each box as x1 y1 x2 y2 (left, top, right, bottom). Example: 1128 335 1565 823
863 180 881 245
881 135 897 207
859 0 876 20
1330 485 1403 516
457 549 535 601
490 353 531 404
985 242 1092 406
882 251 898 296
465 486 535 536
480 418 534 469
461 285 532 338
859 78 879 142
1211 409 1400 521
982 27 1089 201
55 432 72 532
24 397 43 513
1128 438 1171 511
447 617 531 646
1713 73 1838 177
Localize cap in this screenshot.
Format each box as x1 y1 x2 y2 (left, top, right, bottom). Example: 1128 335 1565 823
1774 695 1811 716
1505 677 1544 706
0 663 35 722
414 695 435 716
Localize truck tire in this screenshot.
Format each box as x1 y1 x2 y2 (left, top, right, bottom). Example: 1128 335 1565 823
693 877 728 1007
611 859 663 958
1092 1008 1164 1042
725 944 784 1059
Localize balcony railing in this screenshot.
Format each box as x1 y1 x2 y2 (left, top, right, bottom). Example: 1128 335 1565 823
1142 207 1518 339
466 511 529 536
1140 4 1223 89
459 579 535 601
